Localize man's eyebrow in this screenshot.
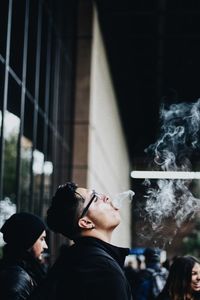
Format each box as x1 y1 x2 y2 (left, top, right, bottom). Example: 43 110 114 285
75 191 85 201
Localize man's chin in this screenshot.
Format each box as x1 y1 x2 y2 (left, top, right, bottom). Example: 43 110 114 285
37 254 43 261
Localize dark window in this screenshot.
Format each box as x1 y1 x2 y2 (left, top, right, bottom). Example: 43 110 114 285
0 0 76 217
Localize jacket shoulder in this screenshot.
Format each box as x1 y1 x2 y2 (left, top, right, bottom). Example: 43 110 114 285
0 265 34 299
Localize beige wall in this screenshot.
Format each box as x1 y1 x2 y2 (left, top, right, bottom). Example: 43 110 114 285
87 6 132 247
72 2 132 248
72 1 93 187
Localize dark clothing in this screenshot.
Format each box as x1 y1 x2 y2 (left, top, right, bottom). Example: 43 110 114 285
0 245 46 300
31 236 132 300
124 265 140 295
132 263 168 300
157 290 200 300
156 291 170 300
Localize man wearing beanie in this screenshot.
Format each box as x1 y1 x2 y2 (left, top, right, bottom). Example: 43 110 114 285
0 212 48 300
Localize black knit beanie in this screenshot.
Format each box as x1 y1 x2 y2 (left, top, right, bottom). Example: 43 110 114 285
0 212 46 250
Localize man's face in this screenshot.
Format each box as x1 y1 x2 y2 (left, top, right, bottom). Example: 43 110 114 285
30 230 48 260
77 188 121 231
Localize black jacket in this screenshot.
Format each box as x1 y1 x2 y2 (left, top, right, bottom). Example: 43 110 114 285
132 263 168 300
31 236 133 300
0 245 46 300
156 290 200 300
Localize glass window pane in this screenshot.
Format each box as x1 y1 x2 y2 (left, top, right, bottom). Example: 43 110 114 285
7 75 21 118
37 112 44 153
10 0 26 78
3 111 20 203
22 97 34 209
24 97 34 141
3 76 21 204
20 135 32 211
0 1 9 58
33 148 44 215
0 63 4 137
26 0 38 96
38 9 48 112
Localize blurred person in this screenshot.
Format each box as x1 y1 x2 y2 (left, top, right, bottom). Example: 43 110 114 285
162 258 170 271
136 255 144 270
124 258 141 296
31 181 133 300
0 212 48 300
132 247 168 300
157 255 200 300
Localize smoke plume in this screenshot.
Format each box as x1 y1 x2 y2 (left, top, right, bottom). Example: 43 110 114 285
139 99 200 246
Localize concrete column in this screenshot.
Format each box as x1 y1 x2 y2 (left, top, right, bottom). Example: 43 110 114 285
72 0 93 186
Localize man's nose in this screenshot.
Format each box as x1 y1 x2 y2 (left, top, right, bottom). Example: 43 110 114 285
103 195 111 203
44 241 48 249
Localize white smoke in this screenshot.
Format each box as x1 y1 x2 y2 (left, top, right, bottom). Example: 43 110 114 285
0 198 16 247
140 99 200 244
112 190 135 209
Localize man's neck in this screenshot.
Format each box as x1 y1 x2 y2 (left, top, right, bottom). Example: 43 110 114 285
81 229 112 243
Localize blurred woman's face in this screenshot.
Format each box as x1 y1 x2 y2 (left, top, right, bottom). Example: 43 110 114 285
191 263 200 292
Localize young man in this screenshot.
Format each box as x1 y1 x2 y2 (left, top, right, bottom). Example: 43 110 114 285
40 181 133 300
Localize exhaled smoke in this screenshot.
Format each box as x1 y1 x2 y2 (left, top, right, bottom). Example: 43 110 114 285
141 99 200 245
0 198 16 246
112 190 135 209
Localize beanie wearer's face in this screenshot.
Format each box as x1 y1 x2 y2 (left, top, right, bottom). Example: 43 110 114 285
0 212 46 251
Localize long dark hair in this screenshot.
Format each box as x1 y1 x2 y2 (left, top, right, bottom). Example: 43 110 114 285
159 255 200 300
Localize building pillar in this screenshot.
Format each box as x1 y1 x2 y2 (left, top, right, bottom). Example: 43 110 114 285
72 0 93 186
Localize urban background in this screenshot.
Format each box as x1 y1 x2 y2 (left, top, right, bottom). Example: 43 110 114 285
1 0 200 262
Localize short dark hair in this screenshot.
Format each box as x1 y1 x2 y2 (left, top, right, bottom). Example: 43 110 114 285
46 182 85 240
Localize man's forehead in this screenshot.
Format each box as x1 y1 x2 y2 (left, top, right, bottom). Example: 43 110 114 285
76 187 91 198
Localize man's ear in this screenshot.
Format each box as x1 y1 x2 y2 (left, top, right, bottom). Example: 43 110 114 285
78 217 94 229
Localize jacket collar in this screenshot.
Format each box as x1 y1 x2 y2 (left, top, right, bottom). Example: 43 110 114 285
75 236 130 268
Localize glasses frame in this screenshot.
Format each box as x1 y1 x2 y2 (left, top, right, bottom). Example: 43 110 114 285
79 193 97 218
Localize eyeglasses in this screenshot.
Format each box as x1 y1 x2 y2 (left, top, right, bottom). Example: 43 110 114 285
79 192 97 218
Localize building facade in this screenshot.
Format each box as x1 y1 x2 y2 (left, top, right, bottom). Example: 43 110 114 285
0 0 132 257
